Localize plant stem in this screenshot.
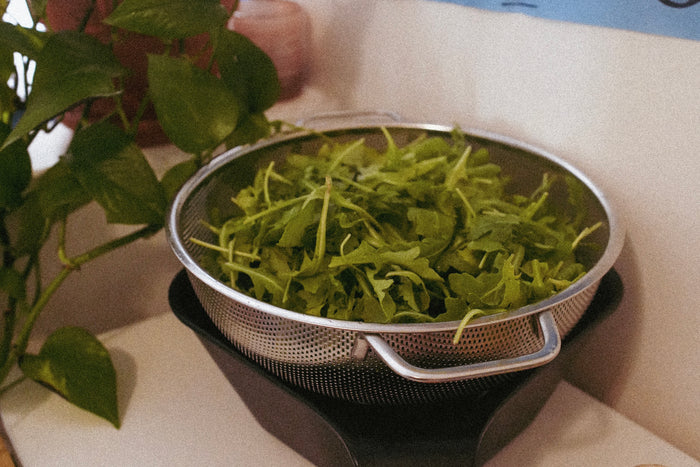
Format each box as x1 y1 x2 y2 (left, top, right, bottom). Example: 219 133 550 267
0 212 15 369
0 298 16 371
0 223 161 386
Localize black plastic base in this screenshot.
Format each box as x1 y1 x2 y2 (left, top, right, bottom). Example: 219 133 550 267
168 269 622 467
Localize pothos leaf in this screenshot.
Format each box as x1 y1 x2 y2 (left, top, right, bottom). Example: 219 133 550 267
160 158 199 202
31 159 92 222
224 112 274 149
0 123 31 209
105 0 230 39
19 327 120 428
0 21 47 60
213 30 280 114
148 54 241 154
66 122 167 225
4 31 124 149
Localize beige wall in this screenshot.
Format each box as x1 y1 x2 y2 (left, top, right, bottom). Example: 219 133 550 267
293 0 699 458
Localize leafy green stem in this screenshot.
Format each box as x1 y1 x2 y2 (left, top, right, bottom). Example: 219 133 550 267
0 223 161 387
76 1 96 33
242 194 308 225
571 221 603 250
57 218 73 267
263 161 275 206
127 92 153 137
310 176 332 273
445 146 471 189
0 298 17 371
221 261 285 294
0 264 72 385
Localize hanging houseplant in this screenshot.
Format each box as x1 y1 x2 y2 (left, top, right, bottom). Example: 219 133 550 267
0 0 281 428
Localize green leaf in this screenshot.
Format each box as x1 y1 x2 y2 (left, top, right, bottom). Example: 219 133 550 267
377 247 443 282
366 268 395 320
31 159 92 221
105 0 229 39
6 191 47 257
277 201 316 248
0 123 31 209
19 327 120 428
160 158 199 202
195 130 596 327
66 122 167 225
214 30 280 113
148 54 241 154
224 112 273 149
4 31 124 149
0 22 46 59
407 206 455 241
27 0 49 22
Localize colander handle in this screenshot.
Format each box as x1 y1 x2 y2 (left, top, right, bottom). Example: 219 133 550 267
362 310 562 383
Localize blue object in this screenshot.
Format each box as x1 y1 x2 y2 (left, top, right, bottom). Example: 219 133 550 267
431 0 700 41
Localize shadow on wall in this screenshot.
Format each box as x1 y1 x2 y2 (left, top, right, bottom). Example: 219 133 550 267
309 0 377 108
32 202 183 338
305 0 484 127
564 237 641 405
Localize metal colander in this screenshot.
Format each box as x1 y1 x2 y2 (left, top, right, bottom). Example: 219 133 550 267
166 114 624 405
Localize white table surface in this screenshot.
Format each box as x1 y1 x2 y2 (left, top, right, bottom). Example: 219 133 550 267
1 310 696 467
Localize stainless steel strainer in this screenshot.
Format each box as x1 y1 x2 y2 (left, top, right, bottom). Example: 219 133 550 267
166 113 624 405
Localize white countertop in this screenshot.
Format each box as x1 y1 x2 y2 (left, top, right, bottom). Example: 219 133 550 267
1 311 696 467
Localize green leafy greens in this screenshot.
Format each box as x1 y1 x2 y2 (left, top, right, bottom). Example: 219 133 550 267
193 128 602 342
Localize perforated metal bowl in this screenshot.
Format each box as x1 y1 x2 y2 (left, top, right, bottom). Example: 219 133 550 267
166 114 624 404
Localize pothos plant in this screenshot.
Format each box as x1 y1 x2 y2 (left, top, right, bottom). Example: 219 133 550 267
0 0 281 427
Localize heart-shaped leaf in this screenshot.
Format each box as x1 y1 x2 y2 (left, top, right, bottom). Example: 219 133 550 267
4 31 124 149
160 158 199 202
19 327 120 428
213 30 280 114
31 159 93 222
0 123 31 209
148 54 241 154
105 0 230 39
5 192 46 257
224 112 273 149
0 22 46 59
66 122 167 225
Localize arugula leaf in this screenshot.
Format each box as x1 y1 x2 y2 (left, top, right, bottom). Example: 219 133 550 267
194 128 600 328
